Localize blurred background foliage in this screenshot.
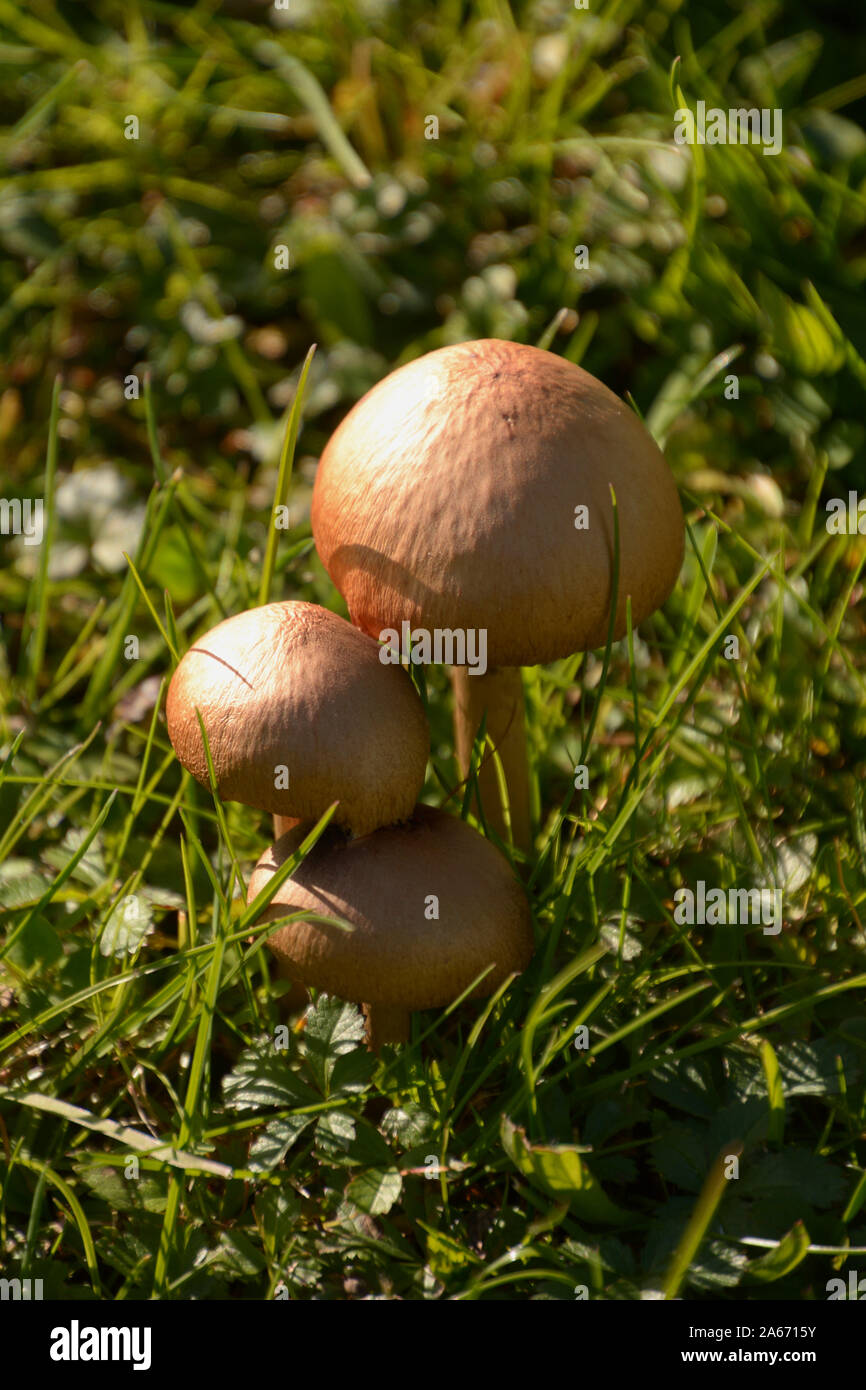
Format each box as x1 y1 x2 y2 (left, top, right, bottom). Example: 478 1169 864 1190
2 2 866 474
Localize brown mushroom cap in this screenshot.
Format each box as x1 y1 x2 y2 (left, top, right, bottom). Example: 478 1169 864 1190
312 338 684 667
166 600 429 837
247 805 534 1010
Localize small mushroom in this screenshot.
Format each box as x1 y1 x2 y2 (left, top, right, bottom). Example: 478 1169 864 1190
166 600 429 839
312 339 684 851
246 804 534 1049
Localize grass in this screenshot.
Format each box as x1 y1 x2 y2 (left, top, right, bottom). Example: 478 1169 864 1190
1 0 865 1301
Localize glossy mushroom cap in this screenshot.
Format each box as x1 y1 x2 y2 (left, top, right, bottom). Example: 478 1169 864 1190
166 600 429 837
312 338 684 667
247 805 534 1011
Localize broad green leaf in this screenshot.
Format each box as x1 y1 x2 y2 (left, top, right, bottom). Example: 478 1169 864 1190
315 1109 356 1157
330 1044 376 1097
248 1115 313 1172
100 894 152 958
420 1223 480 1278
5 912 62 968
43 826 106 889
563 1235 636 1278
345 1118 395 1169
741 1150 848 1208
73 1161 168 1215
730 1039 860 1100
213 1230 267 1278
501 1117 625 1224
381 1104 435 1148
302 996 366 1096
745 1221 811 1283
346 1168 403 1216
650 1121 707 1192
686 1240 750 1291
0 858 50 908
648 1058 718 1118
222 1037 318 1112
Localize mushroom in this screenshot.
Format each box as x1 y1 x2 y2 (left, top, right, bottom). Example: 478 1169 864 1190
166 600 429 840
247 804 534 1049
311 338 684 852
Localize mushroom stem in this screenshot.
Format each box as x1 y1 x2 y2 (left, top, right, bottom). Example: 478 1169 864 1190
273 814 302 840
451 665 532 854
363 1003 411 1051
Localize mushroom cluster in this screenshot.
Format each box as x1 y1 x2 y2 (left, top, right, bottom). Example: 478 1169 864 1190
167 337 682 1048
167 599 534 1047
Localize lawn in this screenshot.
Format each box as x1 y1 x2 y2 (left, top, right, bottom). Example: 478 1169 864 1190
1 0 865 1303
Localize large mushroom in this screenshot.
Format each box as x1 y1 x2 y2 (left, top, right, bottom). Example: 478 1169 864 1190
311 338 684 852
247 804 534 1049
166 600 429 839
